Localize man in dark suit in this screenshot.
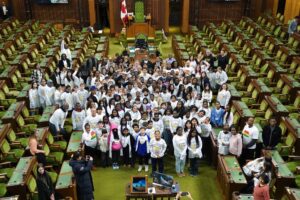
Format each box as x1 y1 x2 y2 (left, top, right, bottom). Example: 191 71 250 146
262 117 282 150
0 1 9 20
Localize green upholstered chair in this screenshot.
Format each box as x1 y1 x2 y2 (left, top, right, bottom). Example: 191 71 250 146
0 139 24 163
135 0 145 23
16 114 37 135
277 133 296 157
7 129 29 148
249 99 269 117
47 133 67 151
0 183 7 197
44 143 64 166
0 89 16 109
286 156 300 187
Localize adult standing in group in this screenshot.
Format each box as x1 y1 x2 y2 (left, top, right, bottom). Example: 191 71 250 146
0 1 9 20
262 117 282 150
69 151 94 200
288 16 300 35
241 117 259 165
36 164 55 200
49 103 69 139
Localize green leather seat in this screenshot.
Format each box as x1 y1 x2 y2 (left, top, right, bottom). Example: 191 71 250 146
135 1 145 23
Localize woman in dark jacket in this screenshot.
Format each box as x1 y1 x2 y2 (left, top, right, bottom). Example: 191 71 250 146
69 151 94 200
200 71 210 91
36 164 55 200
58 53 71 70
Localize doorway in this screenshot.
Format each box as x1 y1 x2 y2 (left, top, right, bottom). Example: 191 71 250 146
277 0 286 15
95 0 110 30
169 0 182 26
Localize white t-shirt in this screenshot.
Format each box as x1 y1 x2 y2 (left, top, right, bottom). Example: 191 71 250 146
242 124 259 149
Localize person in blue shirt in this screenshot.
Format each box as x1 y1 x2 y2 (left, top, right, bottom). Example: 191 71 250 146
288 16 300 35
135 127 150 172
210 101 225 128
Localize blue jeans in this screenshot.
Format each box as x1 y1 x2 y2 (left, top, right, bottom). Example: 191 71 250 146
175 156 186 174
49 122 67 140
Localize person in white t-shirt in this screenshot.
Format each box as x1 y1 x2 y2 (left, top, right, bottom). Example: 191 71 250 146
241 117 259 165
172 127 187 177
149 131 167 174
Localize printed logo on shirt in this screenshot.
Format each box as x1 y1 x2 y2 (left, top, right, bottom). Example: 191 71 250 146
91 131 97 140
243 130 250 138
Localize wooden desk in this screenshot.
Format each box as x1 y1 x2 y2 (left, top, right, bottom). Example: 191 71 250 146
232 101 254 129
283 187 300 200
39 57 55 74
228 84 241 101
279 74 300 103
271 151 295 198
280 117 300 155
265 96 289 120
251 79 271 102
36 127 50 146
16 84 30 108
217 155 247 200
7 156 36 199
210 128 222 167
126 23 155 38
125 183 176 200
66 131 83 157
1 101 26 131
231 192 253 200
0 66 18 88
46 47 60 63
0 123 11 145
55 161 77 200
266 61 288 82
9 54 28 73
38 106 57 127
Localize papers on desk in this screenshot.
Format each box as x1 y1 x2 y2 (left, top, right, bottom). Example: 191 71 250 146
148 187 156 194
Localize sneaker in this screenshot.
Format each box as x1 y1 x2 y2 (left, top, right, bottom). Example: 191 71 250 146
112 163 116 170
145 165 149 172
181 173 186 177
138 165 142 172
116 164 119 169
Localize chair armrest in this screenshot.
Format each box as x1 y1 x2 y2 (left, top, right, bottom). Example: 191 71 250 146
16 132 26 136
53 135 64 141
288 155 300 161
0 161 12 168
0 106 5 111
249 104 260 109
10 142 23 148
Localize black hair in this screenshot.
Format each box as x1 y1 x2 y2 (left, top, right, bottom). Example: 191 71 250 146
112 128 119 139
260 173 270 184
187 129 200 147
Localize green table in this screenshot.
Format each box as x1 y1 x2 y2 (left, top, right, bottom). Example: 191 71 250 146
217 156 247 200
67 131 82 156
228 84 241 100
38 106 56 127
7 157 36 199
271 150 295 198
55 161 77 200
283 187 300 200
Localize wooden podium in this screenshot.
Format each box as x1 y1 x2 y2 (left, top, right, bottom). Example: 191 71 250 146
126 15 155 38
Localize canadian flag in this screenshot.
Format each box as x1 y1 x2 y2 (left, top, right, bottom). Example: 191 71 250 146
121 0 128 24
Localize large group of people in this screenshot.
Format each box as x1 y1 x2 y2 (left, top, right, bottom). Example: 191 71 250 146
28 41 284 199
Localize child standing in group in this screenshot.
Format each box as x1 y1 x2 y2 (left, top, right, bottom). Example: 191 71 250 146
172 127 187 177
29 82 40 115
135 127 150 172
149 131 167 174
217 124 232 155
121 128 135 167
109 128 123 169
99 129 109 167
187 129 202 176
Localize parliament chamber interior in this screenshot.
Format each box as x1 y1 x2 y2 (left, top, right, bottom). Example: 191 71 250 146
0 0 300 199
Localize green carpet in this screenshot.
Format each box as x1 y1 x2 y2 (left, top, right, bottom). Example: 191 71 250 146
92 157 222 199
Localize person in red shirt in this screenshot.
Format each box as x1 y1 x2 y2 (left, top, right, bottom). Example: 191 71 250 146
253 173 270 200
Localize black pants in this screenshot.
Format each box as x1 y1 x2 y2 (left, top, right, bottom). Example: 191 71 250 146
123 146 133 166
85 145 98 160
100 151 109 167
112 150 120 165
201 136 211 162
151 157 164 173
240 148 255 166
49 122 68 141
36 153 47 166
137 154 149 165
190 158 198 175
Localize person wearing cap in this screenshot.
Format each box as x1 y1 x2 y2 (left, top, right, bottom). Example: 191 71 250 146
69 151 94 200
49 103 69 139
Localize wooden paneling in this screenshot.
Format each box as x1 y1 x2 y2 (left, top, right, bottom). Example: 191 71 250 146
190 0 246 27
284 0 300 23
109 0 169 34
88 0 96 26
10 0 89 26
181 0 190 33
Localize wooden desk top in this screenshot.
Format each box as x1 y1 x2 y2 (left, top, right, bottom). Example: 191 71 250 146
125 183 176 198
55 161 75 190
67 131 82 155
7 156 36 187
2 101 26 121
0 123 11 145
